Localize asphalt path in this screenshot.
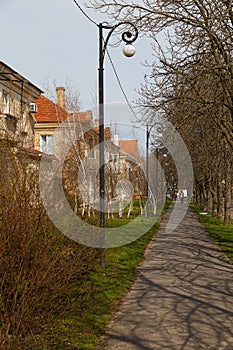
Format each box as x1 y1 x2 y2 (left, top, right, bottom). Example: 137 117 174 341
103 203 233 350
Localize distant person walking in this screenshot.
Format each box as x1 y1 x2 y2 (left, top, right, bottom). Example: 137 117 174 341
179 190 184 203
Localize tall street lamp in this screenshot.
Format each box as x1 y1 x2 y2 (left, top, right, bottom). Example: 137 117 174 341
146 123 163 218
98 22 138 267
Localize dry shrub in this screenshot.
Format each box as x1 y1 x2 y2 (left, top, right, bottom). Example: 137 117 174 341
0 143 97 349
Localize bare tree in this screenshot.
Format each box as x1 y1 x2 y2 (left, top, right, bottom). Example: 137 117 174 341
89 0 233 222
42 75 81 112
0 141 97 348
89 0 233 148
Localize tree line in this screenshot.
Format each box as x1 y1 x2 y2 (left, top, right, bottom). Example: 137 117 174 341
90 0 233 223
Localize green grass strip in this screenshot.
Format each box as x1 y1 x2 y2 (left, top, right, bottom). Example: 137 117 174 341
190 204 233 262
16 200 171 349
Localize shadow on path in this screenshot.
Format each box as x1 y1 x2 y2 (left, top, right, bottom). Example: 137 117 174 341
103 204 233 350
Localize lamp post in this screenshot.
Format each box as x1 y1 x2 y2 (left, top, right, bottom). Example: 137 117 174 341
146 123 163 218
146 124 151 218
98 22 138 267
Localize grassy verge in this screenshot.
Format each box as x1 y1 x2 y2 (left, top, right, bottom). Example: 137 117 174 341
19 200 171 350
190 204 233 262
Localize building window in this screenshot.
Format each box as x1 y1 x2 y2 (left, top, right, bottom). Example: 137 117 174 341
2 90 15 116
40 134 54 154
2 90 9 114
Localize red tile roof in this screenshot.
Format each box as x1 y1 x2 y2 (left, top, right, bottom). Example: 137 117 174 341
119 140 139 159
34 95 93 124
17 147 42 156
70 110 92 122
16 147 55 159
34 95 68 123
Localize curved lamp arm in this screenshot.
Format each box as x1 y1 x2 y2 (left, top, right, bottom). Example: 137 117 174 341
100 21 138 59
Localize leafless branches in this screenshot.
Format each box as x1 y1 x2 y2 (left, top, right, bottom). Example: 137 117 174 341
89 0 233 221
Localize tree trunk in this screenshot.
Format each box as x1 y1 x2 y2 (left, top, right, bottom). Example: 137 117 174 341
217 182 224 220
224 163 232 225
211 189 218 217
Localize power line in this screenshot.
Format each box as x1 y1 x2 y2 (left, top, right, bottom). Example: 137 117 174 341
106 49 138 119
72 1 138 118
72 0 98 26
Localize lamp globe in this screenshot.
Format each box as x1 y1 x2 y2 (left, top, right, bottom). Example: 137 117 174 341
123 44 136 57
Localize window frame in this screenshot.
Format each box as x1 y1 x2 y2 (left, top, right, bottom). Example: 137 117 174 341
40 134 54 154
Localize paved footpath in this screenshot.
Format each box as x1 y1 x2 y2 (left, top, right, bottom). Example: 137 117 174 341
103 204 233 350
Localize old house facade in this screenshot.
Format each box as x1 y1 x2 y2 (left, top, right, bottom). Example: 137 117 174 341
0 60 144 217
34 88 101 213
0 61 42 148
114 138 146 199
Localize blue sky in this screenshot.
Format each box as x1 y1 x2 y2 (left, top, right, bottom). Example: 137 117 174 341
1 0 153 114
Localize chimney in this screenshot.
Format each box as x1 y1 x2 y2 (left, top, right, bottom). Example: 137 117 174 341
56 87 65 109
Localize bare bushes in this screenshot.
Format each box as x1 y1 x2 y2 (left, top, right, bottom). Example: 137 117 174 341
0 144 97 349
